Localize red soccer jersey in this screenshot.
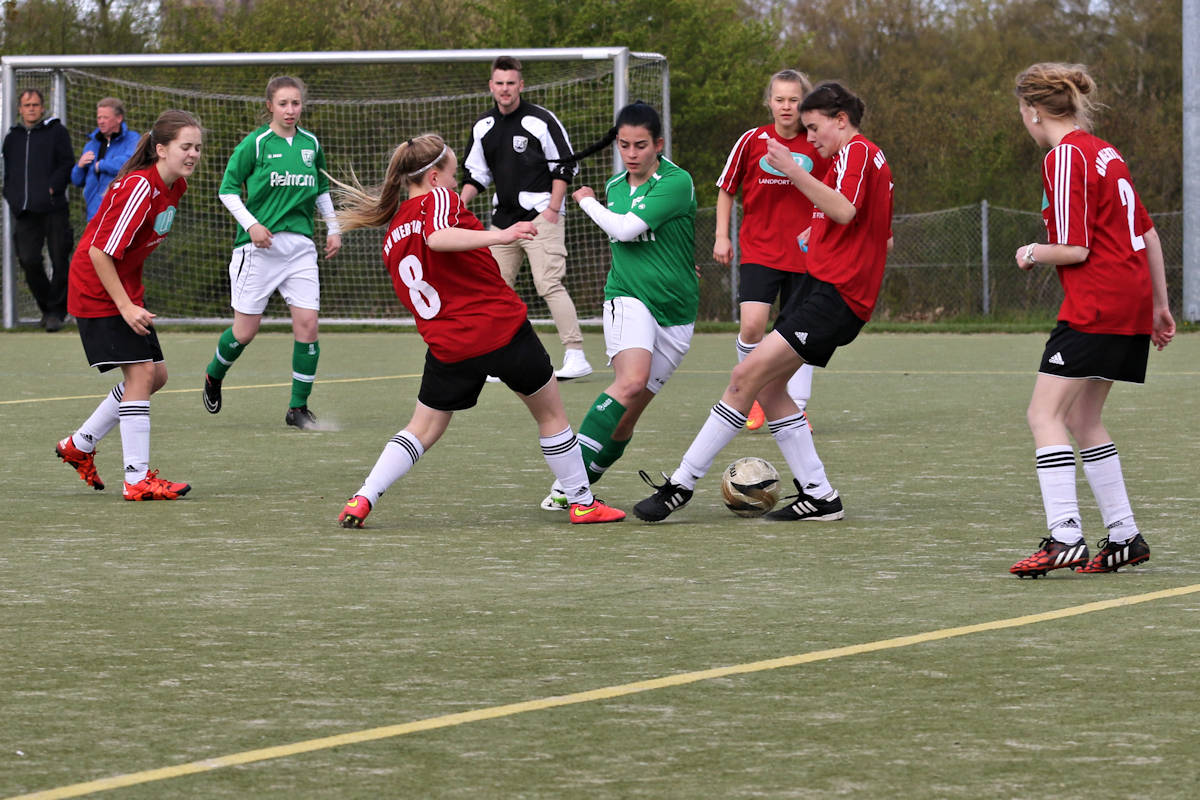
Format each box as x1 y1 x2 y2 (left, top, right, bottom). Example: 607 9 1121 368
67 166 187 318
384 187 527 362
716 125 830 272
1041 129 1154 335
806 134 894 321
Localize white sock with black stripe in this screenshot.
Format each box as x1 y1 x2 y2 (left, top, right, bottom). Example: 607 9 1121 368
357 430 425 507
1035 445 1082 543
118 400 150 484
74 382 125 452
735 337 757 363
540 426 593 505
672 402 747 490
1081 442 1138 543
769 412 833 499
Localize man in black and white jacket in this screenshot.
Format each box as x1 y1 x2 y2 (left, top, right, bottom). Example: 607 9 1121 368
460 55 592 380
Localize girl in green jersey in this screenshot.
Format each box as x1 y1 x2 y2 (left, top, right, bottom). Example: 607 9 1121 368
541 103 698 510
203 75 341 430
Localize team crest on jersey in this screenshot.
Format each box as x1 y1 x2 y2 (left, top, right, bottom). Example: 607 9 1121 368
301 149 315 167
512 135 528 153
153 206 176 235
759 152 813 177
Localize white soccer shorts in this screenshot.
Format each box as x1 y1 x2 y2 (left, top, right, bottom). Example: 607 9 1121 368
229 231 320 314
603 295 693 395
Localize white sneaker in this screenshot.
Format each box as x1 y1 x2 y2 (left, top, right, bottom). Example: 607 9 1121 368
540 484 569 511
555 349 592 380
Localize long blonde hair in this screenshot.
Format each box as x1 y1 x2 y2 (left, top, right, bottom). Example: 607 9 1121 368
332 134 452 231
1015 62 1099 132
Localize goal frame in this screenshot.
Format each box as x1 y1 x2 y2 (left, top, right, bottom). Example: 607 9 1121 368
0 48 671 329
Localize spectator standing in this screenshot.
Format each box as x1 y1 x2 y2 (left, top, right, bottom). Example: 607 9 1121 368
71 97 139 221
2 89 76 331
459 55 593 380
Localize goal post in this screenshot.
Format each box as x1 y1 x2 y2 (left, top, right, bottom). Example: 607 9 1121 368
1 48 669 329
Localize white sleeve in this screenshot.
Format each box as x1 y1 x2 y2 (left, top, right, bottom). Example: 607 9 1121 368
315 192 340 235
219 193 260 232
578 196 650 242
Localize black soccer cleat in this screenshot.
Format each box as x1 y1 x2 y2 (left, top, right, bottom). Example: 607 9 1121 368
202 374 222 414
1075 533 1150 573
764 479 844 521
285 405 319 430
632 470 693 522
1010 533 1090 578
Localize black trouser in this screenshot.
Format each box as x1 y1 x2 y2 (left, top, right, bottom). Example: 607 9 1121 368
13 207 73 317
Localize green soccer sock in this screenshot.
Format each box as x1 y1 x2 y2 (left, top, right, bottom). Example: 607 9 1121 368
578 392 627 485
206 327 247 380
290 339 320 408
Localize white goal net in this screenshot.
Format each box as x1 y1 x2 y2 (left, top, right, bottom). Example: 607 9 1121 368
1 49 669 327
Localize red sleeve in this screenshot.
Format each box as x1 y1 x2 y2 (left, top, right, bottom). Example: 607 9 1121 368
90 175 153 260
422 187 465 238
715 129 756 193
835 140 872 209
1042 143 1090 248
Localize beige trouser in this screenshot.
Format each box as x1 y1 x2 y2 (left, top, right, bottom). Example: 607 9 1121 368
489 216 583 349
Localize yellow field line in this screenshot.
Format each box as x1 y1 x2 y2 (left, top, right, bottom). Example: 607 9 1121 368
8 583 1198 800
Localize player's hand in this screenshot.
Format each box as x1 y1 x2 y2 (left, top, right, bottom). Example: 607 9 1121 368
764 139 794 176
501 221 537 243
713 235 733 265
797 227 812 253
324 233 341 258
249 223 273 248
120 304 156 336
572 186 595 204
1015 246 1033 271
539 208 560 225
1152 307 1176 350
78 150 96 168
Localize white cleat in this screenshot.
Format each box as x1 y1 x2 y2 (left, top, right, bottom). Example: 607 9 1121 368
554 349 593 380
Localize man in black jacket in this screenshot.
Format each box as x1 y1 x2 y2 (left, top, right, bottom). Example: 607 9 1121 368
2 88 75 331
460 56 593 380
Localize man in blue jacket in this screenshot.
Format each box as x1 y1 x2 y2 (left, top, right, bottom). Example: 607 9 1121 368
2 89 75 331
70 97 138 221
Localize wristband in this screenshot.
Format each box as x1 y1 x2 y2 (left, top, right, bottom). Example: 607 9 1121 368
1023 243 1038 267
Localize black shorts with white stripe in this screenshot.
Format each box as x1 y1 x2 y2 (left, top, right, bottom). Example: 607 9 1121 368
1038 321 1149 383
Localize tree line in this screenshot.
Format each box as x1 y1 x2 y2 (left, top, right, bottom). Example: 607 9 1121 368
2 0 1182 212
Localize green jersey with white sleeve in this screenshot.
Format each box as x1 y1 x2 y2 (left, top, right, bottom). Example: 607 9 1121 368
602 157 698 327
220 124 330 247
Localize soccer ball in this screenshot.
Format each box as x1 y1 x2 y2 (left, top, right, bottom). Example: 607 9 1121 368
720 457 781 517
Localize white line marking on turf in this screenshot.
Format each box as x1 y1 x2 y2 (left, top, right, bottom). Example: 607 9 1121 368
7 583 1199 800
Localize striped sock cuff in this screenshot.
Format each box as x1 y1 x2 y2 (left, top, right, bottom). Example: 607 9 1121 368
540 426 579 457
712 401 748 430
1080 442 1118 463
388 430 424 463
1035 447 1076 470
767 412 808 436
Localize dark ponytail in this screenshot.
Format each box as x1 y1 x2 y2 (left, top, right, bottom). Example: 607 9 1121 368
558 101 663 164
799 82 866 128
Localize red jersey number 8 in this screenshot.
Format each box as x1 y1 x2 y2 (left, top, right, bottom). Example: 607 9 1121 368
397 254 442 319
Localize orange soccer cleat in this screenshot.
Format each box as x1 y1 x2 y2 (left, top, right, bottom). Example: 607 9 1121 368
56 436 104 490
568 498 626 524
123 469 190 501
745 401 766 431
338 495 372 528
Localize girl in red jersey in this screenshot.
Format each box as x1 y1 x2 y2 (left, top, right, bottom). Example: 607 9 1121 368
634 82 893 523
714 69 832 430
54 110 202 501
1008 63 1175 578
331 134 624 528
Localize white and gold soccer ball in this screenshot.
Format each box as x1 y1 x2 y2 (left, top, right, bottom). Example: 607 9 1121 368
720 457 781 517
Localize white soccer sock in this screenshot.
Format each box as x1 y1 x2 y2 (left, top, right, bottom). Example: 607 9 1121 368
671 402 746 490
1081 442 1139 543
769 412 833 499
735 336 757 363
357 430 424 507
541 426 593 505
73 382 124 453
118 400 150 484
786 363 813 411
1035 446 1082 541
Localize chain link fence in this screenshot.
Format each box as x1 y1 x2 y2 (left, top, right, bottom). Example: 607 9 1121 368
694 202 1185 323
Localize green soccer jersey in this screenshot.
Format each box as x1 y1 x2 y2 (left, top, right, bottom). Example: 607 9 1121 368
602 157 698 327
220 124 330 247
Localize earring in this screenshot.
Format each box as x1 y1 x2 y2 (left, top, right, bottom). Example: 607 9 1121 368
1032 114 1040 124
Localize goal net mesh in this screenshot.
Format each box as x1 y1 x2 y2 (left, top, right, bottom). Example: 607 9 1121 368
9 54 667 324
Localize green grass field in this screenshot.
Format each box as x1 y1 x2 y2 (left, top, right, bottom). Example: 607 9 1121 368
2 330 1198 799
